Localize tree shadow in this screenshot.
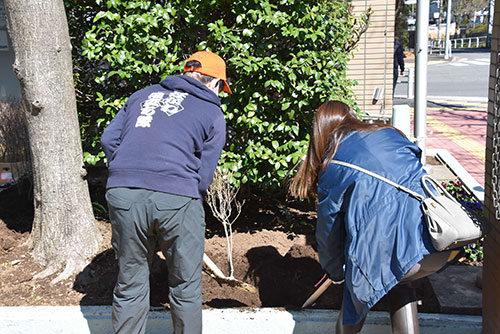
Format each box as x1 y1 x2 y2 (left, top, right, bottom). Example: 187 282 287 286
73 250 174 307
205 298 247 308
0 176 33 233
245 245 343 309
73 249 116 305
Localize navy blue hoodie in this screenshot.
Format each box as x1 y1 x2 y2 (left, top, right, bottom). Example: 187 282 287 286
101 75 226 199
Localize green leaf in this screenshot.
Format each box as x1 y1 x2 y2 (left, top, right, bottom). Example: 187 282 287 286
73 0 360 190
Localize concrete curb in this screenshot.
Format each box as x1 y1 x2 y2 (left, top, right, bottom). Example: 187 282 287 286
404 55 460 67
0 306 482 334
392 95 488 104
428 148 485 203
394 94 488 104
427 96 488 104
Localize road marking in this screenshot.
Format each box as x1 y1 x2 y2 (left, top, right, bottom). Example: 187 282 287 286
448 58 490 67
426 115 485 162
465 60 489 65
427 105 487 111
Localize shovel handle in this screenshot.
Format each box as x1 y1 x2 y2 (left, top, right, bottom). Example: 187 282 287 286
301 278 333 309
203 253 227 279
203 253 258 294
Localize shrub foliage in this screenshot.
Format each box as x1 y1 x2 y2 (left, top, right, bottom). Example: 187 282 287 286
66 0 369 188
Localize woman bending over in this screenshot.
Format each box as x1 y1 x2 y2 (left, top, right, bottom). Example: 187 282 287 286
290 101 458 333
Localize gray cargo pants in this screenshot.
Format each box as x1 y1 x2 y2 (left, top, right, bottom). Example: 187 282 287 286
106 187 205 334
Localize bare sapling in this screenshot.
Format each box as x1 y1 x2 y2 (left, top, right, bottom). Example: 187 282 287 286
206 168 244 278
204 168 256 293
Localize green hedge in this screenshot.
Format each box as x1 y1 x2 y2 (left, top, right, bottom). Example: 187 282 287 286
66 0 369 189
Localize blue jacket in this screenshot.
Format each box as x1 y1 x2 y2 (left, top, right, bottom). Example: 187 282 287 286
316 128 436 325
101 75 226 199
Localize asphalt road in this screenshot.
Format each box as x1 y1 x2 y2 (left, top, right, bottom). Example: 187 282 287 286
394 49 490 100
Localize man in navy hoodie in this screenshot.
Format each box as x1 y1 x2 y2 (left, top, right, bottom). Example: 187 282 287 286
101 51 230 334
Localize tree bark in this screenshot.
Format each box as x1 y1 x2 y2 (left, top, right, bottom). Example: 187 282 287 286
4 0 101 283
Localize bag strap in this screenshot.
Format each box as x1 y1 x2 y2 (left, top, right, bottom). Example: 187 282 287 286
331 160 425 202
421 174 460 204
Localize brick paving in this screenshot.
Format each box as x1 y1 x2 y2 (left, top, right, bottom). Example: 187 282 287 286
411 102 487 187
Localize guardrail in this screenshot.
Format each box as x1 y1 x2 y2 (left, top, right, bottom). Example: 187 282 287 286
429 36 487 53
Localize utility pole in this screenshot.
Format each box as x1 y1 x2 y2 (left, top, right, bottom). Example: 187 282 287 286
437 0 442 53
444 0 452 60
415 0 430 164
488 0 495 48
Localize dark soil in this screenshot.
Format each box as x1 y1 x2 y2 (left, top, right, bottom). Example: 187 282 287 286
0 172 442 315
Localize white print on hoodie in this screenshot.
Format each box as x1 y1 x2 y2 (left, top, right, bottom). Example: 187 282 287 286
135 91 189 128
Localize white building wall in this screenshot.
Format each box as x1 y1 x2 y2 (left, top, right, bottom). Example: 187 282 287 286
347 0 395 116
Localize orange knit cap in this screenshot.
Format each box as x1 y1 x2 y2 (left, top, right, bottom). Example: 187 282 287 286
183 51 232 94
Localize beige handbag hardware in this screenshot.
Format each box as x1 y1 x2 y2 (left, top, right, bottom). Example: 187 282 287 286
332 160 487 251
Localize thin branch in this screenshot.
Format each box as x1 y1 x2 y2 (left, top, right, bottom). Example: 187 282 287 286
206 168 245 278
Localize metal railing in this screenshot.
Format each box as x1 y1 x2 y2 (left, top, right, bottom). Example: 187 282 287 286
429 36 488 53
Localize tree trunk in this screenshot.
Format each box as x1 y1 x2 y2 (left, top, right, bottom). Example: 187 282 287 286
4 0 101 283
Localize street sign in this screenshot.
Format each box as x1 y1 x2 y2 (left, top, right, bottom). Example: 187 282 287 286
405 0 417 4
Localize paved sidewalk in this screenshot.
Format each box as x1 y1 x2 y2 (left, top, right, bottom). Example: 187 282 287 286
395 97 487 187
425 101 487 187
395 98 487 316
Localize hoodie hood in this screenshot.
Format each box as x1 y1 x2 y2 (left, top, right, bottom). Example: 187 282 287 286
160 75 221 107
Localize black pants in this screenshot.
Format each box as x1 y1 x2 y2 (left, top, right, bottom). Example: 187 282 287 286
393 69 399 92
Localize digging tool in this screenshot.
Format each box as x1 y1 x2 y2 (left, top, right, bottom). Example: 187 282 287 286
203 253 257 293
302 277 344 308
301 278 332 308
156 251 256 293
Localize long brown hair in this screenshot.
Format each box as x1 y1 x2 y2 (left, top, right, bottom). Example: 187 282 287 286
289 101 397 200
